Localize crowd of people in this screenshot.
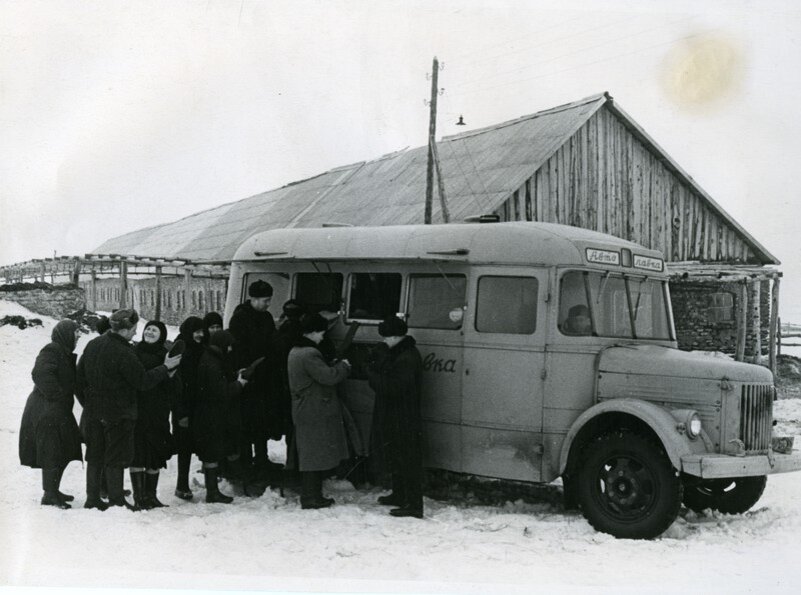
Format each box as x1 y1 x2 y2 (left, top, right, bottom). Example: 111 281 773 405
18 280 425 519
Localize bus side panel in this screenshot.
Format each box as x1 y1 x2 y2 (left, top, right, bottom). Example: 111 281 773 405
418 342 463 471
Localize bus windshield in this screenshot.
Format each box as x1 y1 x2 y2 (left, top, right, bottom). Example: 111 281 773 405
559 270 672 340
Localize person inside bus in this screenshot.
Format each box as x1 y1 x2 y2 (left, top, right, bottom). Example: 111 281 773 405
563 304 592 336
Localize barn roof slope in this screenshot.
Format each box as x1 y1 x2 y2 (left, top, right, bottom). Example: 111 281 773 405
93 92 777 264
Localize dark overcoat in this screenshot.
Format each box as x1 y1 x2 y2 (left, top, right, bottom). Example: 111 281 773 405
19 321 83 469
193 347 243 463
133 341 179 468
76 331 169 422
287 338 350 472
229 301 281 440
366 336 424 470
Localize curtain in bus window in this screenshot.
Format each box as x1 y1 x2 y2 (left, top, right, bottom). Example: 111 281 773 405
475 276 537 334
295 273 343 314
407 274 466 330
347 273 402 321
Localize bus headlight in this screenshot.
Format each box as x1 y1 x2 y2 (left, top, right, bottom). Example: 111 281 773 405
687 412 702 439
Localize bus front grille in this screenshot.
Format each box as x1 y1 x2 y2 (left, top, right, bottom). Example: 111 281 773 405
740 384 773 453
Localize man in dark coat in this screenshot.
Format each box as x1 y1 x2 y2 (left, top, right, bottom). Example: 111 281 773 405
287 313 351 509
228 280 280 476
19 319 83 508
76 309 181 509
367 317 424 518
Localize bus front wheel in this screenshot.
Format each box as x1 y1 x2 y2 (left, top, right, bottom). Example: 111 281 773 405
576 431 682 539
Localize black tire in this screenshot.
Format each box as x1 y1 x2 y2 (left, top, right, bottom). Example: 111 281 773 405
576 432 682 539
682 475 767 515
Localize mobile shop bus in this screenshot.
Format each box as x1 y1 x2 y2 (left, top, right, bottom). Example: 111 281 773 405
225 221 801 539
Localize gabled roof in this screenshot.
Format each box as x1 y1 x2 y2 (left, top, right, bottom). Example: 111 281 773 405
94 92 777 264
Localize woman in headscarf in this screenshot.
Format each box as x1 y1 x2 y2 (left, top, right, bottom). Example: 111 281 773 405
173 316 207 500
193 330 247 503
19 319 84 508
131 320 179 509
203 311 224 336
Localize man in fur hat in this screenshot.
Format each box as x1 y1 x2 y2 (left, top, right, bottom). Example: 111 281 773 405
228 280 282 478
77 309 182 509
367 316 424 518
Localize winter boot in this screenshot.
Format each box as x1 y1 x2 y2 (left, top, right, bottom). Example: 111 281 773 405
145 472 168 508
130 470 149 510
84 463 108 511
204 466 233 504
105 466 136 510
175 450 194 500
377 474 406 506
41 468 70 509
300 471 334 509
55 466 74 502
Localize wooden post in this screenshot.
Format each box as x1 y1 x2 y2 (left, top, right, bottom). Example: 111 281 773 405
119 261 128 308
424 56 439 224
72 260 82 285
184 268 193 314
40 262 46 283
155 266 162 321
90 269 97 312
750 279 762 364
769 276 780 374
778 317 782 357
430 137 450 223
735 280 748 362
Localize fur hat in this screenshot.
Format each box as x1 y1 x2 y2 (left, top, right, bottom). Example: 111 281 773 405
282 299 305 319
249 280 273 298
203 311 223 331
378 316 407 337
300 313 329 334
109 309 139 331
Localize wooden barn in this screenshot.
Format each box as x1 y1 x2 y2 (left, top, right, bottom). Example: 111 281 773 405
2 92 780 368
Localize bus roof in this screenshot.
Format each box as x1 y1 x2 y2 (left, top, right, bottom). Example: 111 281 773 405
233 222 666 272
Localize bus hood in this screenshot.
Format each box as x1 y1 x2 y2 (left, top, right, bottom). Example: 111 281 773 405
597 344 773 383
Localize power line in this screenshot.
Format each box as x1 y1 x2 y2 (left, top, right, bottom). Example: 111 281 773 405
453 30 713 97
451 15 695 91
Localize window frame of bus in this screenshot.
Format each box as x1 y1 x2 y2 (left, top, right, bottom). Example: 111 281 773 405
406 273 467 330
345 272 403 324
474 275 538 334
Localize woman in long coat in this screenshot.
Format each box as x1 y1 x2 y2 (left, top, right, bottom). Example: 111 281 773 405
287 313 350 509
172 316 206 500
193 330 246 504
131 320 179 509
19 319 83 508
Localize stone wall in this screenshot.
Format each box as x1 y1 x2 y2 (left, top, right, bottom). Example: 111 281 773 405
80 277 228 326
0 286 86 319
670 279 771 355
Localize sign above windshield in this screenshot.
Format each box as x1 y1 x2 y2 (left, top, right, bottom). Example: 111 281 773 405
633 254 664 272
585 248 620 266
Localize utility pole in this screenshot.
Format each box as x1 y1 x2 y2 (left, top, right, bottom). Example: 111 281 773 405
424 57 438 224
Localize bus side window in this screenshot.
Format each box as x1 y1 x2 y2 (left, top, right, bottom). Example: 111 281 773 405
295 272 343 314
407 274 466 329
347 273 402 321
475 276 538 334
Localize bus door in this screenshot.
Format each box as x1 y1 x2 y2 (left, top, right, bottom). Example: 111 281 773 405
461 267 547 481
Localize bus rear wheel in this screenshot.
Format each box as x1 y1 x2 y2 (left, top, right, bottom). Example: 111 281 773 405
576 432 682 539
682 475 767 515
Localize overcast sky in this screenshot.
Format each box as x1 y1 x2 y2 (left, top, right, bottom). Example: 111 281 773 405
2 0 801 319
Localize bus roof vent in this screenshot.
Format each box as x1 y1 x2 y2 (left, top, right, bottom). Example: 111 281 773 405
463 214 500 223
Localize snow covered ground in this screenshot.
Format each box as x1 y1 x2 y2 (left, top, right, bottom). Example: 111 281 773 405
2 299 801 594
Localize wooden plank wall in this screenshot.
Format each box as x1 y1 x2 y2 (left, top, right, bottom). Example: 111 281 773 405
497 106 755 264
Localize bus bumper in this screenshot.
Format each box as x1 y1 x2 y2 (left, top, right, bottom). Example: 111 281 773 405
681 450 801 478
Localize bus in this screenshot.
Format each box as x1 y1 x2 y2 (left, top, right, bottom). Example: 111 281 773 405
224 221 801 538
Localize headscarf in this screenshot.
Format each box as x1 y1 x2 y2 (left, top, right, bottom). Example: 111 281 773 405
179 316 206 345
51 319 79 353
207 330 237 379
137 320 168 355
203 312 223 333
